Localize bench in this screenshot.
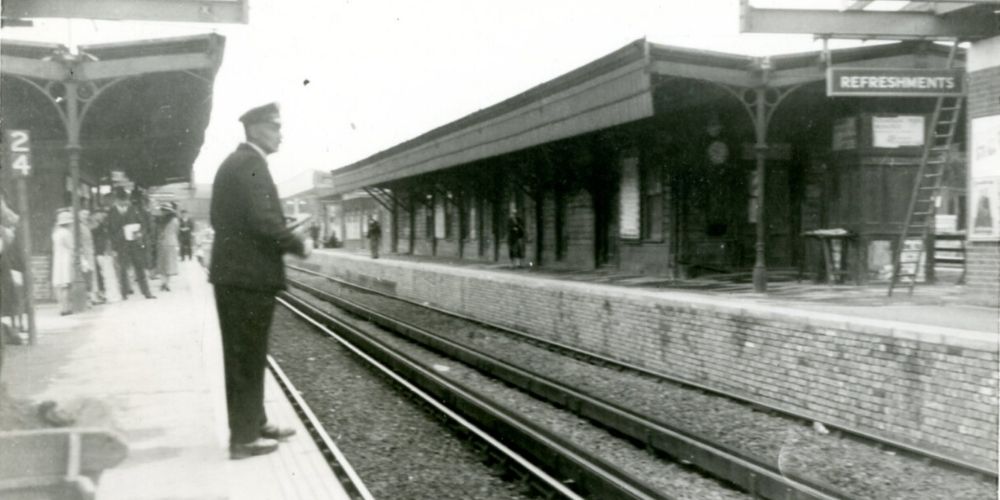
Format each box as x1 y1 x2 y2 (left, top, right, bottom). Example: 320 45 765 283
0 428 128 500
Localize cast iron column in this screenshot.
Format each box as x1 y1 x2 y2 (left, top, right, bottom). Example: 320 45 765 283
64 78 89 311
752 86 768 293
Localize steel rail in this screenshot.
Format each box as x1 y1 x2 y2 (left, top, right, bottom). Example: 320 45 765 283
266 356 376 500
284 277 846 500
276 293 660 500
287 263 998 479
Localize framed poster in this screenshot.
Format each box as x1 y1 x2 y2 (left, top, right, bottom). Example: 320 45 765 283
971 179 1000 240
970 115 1000 241
435 199 446 239
618 157 640 239
872 115 924 148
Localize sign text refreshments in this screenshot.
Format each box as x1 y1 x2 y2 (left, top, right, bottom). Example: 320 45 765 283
827 68 965 97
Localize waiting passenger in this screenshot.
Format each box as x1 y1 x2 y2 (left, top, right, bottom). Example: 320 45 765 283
156 203 180 292
367 216 381 259
178 209 195 261
324 230 340 249
107 188 155 300
309 222 320 249
77 209 98 306
507 209 525 269
51 210 74 315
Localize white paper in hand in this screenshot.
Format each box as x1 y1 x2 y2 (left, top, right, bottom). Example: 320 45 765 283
123 223 141 241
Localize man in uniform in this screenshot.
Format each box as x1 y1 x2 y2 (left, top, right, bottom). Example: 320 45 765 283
209 103 311 459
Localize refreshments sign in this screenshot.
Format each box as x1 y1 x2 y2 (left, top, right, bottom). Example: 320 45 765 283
827 68 964 97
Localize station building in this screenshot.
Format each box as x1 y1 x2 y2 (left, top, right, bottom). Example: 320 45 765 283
277 169 339 246
330 40 967 290
0 34 225 299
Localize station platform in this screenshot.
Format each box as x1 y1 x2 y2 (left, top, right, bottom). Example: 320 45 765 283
0 261 353 500
323 248 997 333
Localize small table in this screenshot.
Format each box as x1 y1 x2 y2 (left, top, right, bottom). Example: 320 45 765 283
801 229 858 285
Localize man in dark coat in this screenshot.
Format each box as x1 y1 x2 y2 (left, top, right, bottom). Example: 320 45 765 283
367 215 381 259
210 102 310 459
178 210 195 261
106 188 155 299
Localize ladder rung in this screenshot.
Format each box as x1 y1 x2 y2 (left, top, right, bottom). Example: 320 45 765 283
919 186 938 190
924 173 943 178
936 120 956 126
940 106 961 111
914 211 934 216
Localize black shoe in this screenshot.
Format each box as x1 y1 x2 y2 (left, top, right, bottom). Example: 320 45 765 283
259 424 296 440
229 438 279 459
144 294 157 299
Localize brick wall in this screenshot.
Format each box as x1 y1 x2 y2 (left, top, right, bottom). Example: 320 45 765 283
564 190 595 269
308 251 999 470
966 242 1000 306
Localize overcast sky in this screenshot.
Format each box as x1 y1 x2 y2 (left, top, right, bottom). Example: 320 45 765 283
2 0 881 185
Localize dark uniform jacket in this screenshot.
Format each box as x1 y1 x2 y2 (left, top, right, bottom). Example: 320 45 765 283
209 143 304 292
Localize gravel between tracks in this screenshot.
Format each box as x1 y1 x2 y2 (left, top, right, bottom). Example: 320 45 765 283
270 308 534 500
288 269 998 500
283 289 749 499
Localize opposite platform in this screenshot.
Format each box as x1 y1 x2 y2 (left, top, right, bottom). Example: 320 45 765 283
1 261 352 500
300 249 999 471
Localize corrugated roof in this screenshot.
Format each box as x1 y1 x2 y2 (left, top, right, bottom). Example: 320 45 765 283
335 39 649 177
331 39 655 193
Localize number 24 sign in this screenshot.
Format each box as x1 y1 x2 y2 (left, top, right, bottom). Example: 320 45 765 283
4 130 32 177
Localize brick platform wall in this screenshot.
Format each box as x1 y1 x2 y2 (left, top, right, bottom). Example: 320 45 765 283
966 242 1000 306
306 251 999 469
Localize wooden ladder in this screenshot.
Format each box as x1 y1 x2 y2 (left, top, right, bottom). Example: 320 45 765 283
888 41 964 297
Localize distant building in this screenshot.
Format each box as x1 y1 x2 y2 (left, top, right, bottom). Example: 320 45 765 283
148 182 211 223
278 170 338 244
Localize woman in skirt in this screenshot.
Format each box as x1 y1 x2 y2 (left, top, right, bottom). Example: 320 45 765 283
156 203 180 292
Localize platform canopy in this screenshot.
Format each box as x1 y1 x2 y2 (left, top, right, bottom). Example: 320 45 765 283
0 33 226 187
739 0 1000 40
1 0 248 24
330 40 959 195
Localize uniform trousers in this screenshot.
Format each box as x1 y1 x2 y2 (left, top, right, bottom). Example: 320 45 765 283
214 285 276 444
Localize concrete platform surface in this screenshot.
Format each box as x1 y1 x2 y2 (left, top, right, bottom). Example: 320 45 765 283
1 261 351 500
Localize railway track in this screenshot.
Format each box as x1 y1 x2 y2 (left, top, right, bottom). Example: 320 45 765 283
285 264 998 499
266 356 375 500
276 291 672 500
